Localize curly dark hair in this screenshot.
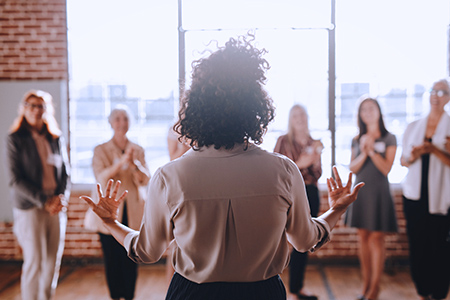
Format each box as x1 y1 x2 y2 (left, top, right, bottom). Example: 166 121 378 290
175 35 275 150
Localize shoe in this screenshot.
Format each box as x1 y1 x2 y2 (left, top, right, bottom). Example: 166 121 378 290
296 293 318 300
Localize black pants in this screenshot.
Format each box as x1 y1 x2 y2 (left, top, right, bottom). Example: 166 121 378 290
289 184 320 294
98 203 138 299
99 233 138 299
166 272 286 300
403 196 450 299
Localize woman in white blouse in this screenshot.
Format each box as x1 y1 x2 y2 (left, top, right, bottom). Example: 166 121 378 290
400 78 450 300
82 35 363 300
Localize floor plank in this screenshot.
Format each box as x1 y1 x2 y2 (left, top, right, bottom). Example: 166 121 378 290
0 262 449 300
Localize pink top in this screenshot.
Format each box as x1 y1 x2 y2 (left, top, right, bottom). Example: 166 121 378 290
274 135 322 186
31 130 57 194
124 144 330 283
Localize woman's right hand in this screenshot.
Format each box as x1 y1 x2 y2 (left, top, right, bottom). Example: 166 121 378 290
120 148 134 165
81 179 128 224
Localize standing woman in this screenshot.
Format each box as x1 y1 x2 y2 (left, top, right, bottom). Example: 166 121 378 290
401 79 450 300
87 105 150 300
81 36 364 300
345 97 398 300
274 104 322 300
7 90 71 300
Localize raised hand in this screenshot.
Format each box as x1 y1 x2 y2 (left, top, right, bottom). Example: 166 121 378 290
327 166 364 211
81 179 128 224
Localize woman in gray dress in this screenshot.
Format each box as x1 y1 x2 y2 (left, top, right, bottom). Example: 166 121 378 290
345 97 398 300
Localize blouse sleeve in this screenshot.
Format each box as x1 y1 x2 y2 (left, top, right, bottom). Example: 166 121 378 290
285 161 330 252
126 168 172 263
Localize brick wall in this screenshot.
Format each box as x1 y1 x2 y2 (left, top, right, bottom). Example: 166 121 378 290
0 0 67 80
0 187 410 262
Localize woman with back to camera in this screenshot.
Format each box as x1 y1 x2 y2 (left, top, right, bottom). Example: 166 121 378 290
345 97 398 300
84 104 150 300
7 90 71 300
274 104 323 300
81 35 364 300
401 79 450 300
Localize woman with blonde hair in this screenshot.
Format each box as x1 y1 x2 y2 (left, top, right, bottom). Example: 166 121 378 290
7 90 71 300
274 104 323 300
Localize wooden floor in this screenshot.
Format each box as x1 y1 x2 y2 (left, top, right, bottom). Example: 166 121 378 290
0 262 448 300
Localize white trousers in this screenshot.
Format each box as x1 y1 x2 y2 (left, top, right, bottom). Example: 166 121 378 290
13 207 67 300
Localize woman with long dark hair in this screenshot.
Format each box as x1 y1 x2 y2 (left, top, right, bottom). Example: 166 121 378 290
345 97 398 300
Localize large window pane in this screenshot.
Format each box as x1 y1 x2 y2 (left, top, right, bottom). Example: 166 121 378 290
182 4 331 182
335 0 450 183
67 1 178 183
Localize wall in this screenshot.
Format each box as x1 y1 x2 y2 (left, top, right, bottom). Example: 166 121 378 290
0 0 69 222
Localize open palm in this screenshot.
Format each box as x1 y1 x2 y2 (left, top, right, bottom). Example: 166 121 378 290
327 166 364 211
81 179 128 224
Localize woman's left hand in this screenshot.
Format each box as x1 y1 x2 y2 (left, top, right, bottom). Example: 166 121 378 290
327 166 364 211
81 179 128 224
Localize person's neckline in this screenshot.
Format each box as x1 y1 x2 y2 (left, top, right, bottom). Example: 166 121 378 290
189 143 258 157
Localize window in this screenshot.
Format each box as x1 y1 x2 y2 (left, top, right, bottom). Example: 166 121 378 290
67 0 179 183
67 0 449 185
335 0 450 182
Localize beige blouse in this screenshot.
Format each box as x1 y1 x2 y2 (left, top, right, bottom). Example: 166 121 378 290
91 139 150 233
124 144 330 284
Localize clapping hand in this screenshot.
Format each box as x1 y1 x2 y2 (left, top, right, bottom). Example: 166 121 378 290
81 179 128 224
326 166 364 211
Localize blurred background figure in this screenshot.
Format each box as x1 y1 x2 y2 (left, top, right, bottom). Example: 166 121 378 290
345 97 398 300
400 79 450 300
7 90 71 300
84 104 150 300
274 104 323 300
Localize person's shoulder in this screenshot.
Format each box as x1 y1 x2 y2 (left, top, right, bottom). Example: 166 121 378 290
276 134 288 143
9 127 30 138
93 140 111 152
408 117 425 128
383 132 397 145
129 140 145 152
385 132 396 139
258 147 297 171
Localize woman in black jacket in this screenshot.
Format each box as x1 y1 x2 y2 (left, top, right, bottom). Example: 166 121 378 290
7 90 71 300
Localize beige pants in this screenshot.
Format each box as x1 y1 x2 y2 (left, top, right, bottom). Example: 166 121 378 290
13 207 67 300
